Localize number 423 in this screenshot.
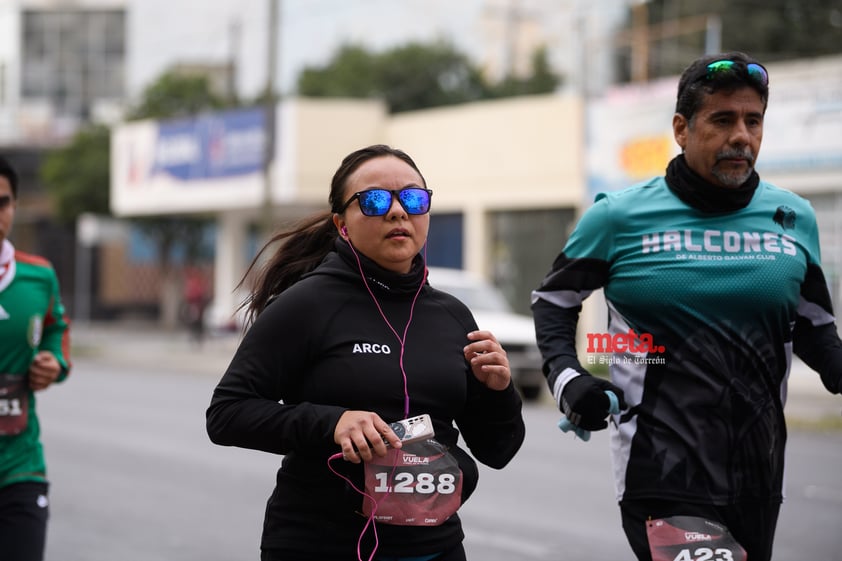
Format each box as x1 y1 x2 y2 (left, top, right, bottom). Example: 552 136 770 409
672 548 739 561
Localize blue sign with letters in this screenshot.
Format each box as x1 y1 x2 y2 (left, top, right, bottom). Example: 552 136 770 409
151 107 266 182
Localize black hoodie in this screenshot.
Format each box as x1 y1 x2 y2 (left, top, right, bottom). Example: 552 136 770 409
207 241 525 559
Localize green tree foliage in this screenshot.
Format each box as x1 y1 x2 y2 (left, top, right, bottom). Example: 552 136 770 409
486 47 561 99
128 72 229 120
376 42 488 113
40 124 110 225
298 45 382 98
297 40 560 113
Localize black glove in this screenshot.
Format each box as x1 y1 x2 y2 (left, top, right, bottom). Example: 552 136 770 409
560 375 627 431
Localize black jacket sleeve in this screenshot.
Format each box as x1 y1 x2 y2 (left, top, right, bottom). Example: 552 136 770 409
531 253 610 392
792 262 842 394
456 377 525 470
206 294 347 458
793 318 842 394
532 298 590 380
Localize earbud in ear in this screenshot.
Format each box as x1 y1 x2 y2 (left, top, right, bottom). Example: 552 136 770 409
341 226 348 236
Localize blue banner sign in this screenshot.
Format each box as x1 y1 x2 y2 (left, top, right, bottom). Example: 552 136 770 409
151 107 266 181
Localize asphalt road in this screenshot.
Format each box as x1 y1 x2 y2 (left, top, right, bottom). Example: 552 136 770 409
36 354 842 561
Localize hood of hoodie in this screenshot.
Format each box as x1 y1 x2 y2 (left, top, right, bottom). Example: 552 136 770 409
302 238 428 298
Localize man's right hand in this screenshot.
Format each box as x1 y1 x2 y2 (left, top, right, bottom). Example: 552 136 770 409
560 374 627 431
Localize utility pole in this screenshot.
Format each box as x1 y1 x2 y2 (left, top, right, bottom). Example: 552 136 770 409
227 17 241 103
630 0 649 83
501 0 520 79
482 0 535 82
704 15 722 55
262 0 279 237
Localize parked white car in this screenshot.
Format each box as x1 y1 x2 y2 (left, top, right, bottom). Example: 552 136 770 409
426 267 546 401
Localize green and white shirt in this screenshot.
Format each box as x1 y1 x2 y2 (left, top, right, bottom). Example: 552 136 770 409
0 240 70 488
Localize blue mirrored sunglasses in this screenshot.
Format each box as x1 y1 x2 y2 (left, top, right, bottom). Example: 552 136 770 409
335 186 432 217
705 60 769 87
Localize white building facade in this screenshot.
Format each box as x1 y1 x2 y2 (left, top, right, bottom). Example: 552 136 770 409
0 0 126 146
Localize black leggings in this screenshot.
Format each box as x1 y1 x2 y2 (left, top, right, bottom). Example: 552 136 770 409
0 481 50 561
432 544 467 561
375 544 467 561
620 498 780 561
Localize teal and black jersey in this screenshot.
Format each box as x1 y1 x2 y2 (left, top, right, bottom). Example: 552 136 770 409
0 246 71 488
532 177 838 504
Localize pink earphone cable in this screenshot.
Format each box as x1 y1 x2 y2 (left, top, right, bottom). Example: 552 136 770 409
326 238 429 561
328 451 382 561
346 240 427 418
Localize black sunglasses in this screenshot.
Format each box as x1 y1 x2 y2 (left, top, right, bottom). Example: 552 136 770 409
335 186 432 217
0 195 12 209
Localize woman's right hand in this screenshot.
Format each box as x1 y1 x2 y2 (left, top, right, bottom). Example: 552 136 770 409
334 410 403 464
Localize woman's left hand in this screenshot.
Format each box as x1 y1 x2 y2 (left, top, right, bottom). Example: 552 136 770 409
463 330 511 391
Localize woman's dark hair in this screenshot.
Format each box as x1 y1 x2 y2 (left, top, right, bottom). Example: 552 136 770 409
675 51 769 121
239 144 426 325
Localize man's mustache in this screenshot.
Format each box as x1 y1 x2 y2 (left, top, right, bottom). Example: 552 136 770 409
716 149 755 166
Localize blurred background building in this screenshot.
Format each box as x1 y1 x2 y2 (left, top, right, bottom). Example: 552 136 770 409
0 0 126 144
0 0 840 334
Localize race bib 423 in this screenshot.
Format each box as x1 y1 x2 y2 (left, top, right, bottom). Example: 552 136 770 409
647 515 747 561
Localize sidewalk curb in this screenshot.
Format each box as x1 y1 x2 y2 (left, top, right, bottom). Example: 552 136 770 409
70 321 240 378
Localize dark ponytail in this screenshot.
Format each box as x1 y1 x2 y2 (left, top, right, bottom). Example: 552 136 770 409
238 213 337 326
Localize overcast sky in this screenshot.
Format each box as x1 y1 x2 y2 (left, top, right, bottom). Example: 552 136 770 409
128 0 488 100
